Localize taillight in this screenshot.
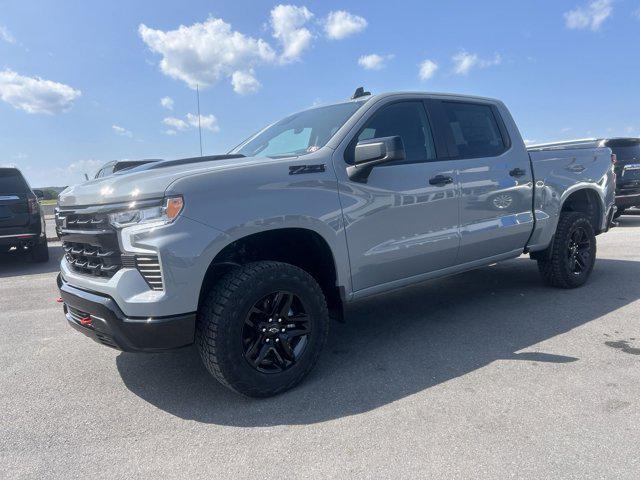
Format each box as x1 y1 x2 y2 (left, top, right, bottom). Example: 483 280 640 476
28 197 38 215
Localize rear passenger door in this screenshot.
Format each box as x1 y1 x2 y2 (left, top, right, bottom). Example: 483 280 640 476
434 100 534 264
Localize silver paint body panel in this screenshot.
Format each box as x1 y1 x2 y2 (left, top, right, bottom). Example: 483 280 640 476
58 92 616 316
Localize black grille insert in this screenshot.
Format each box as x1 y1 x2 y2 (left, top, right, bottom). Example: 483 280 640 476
58 206 163 289
63 241 122 277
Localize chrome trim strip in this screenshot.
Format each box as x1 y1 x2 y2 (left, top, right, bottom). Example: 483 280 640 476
0 195 20 201
57 198 163 214
0 233 36 239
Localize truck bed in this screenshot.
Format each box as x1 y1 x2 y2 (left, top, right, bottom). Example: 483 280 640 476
525 143 615 252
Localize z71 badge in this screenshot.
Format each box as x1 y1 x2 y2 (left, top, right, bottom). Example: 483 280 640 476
289 164 326 175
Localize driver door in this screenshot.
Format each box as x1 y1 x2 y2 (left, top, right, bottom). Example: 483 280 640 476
334 100 461 293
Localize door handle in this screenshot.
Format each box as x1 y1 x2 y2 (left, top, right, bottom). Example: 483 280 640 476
429 175 453 186
509 168 526 178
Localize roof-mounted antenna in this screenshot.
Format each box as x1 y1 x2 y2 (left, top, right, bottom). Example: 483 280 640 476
196 84 203 157
351 86 371 100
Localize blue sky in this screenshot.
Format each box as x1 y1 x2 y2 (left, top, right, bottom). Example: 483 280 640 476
1 0 639 187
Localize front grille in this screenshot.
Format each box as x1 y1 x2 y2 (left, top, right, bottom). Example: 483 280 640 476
55 210 111 232
63 241 122 277
57 206 164 290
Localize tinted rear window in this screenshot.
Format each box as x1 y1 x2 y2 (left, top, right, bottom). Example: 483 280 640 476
0 169 29 194
442 102 507 159
609 145 640 161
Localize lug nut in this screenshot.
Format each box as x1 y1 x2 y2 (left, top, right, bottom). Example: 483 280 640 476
281 329 285 332
262 328 267 332
278 318 282 323
269 318 273 323
275 338 280 343
266 338 270 343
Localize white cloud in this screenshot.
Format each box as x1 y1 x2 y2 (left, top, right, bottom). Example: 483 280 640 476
564 0 613 31
112 124 133 138
270 5 314 63
163 113 219 135
140 7 368 94
0 26 15 44
186 113 219 132
65 159 103 178
0 69 81 114
358 54 393 70
163 116 189 131
452 51 501 75
523 139 537 145
419 59 438 80
324 10 367 40
139 18 276 92
231 70 261 94
160 96 174 110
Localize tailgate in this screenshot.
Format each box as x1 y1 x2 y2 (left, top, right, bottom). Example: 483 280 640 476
0 194 30 228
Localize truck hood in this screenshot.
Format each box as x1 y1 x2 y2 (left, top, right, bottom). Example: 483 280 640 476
58 154 269 207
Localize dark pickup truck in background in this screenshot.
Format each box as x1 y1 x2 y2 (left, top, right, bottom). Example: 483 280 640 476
603 138 640 218
0 167 49 262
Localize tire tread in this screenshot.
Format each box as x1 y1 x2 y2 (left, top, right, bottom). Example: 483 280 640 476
537 211 596 289
196 261 329 397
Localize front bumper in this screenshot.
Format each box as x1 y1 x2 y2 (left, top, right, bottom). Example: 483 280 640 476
58 274 196 352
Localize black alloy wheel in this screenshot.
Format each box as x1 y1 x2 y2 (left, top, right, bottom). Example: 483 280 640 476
566 226 592 276
242 291 311 373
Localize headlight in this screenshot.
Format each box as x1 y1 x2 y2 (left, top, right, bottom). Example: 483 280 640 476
109 196 184 228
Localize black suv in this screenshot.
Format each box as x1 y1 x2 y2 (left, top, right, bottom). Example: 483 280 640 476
603 138 640 217
0 167 49 262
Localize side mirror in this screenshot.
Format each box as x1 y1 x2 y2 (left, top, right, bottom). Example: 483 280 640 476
33 189 44 200
346 136 406 182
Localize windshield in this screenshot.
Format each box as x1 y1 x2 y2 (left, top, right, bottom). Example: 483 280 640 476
231 100 366 158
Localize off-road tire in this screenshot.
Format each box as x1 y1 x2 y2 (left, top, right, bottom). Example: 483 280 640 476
537 212 596 289
196 261 330 397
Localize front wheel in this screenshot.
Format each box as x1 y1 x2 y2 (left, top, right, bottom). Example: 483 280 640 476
196 261 330 397
537 212 596 288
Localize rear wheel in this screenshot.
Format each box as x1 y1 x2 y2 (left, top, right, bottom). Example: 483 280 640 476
196 261 329 397
537 212 596 288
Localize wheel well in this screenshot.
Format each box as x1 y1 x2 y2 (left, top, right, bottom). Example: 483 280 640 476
561 189 602 233
199 228 343 320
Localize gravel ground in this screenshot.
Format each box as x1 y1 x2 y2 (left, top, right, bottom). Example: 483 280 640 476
1 216 639 479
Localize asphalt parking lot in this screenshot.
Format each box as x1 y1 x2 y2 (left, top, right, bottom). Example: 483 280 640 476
1 217 639 479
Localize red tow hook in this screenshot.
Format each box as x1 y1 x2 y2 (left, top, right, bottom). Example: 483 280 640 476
56 297 64 303
79 316 92 327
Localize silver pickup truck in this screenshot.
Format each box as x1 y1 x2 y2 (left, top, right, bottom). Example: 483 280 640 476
56 90 616 397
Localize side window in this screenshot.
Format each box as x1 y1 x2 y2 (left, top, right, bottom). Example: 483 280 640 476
441 102 507 159
349 102 437 164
